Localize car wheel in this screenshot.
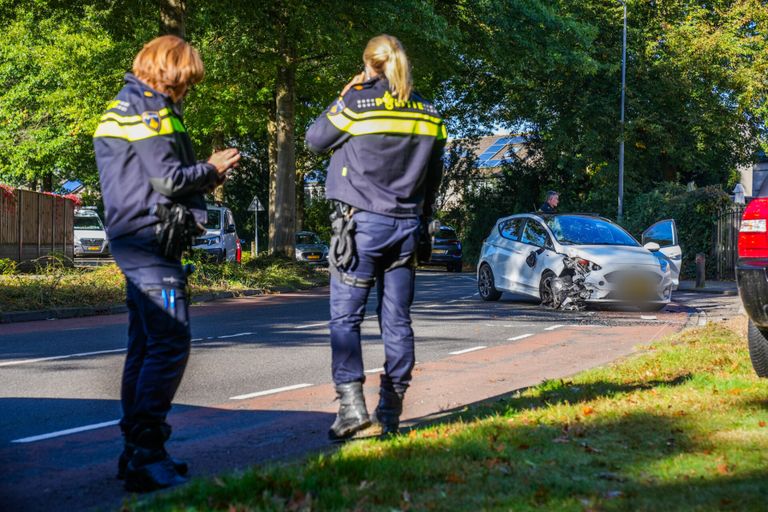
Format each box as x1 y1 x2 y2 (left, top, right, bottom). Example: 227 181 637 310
478 264 502 301
539 271 556 307
747 320 768 378
453 261 463 273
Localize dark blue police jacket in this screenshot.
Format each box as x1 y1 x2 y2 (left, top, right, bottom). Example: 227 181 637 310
306 76 446 218
93 73 217 242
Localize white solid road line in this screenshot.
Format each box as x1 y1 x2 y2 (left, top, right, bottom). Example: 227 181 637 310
449 345 487 355
229 383 313 400
12 419 120 444
295 322 328 330
0 348 126 367
508 333 534 341
544 325 564 331
364 367 385 374
218 332 253 339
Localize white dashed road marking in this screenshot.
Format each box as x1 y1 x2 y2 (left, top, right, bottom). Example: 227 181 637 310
12 420 120 444
544 325 564 331
218 332 253 339
508 333 534 341
365 367 385 374
229 383 313 400
449 345 487 355
295 322 328 330
0 348 126 367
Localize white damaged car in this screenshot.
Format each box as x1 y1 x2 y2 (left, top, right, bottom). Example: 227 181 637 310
477 213 681 311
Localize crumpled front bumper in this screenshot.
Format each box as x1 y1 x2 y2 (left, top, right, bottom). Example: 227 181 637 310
581 265 673 304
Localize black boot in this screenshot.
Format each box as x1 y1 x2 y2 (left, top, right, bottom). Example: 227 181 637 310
117 440 188 480
328 381 371 441
374 388 404 436
124 425 188 493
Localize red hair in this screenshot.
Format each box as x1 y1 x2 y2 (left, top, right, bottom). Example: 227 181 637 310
132 35 204 102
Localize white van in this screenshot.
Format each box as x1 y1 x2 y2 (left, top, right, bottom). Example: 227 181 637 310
191 204 241 263
74 208 110 257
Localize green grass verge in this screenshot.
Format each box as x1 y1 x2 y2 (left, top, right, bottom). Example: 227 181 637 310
0 255 327 312
128 321 768 511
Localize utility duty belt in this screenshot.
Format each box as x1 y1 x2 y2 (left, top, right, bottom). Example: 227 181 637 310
150 203 205 261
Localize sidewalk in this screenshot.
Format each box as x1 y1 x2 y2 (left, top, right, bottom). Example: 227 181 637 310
677 279 737 296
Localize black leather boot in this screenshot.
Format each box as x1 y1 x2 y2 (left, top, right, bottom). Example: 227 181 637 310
117 440 188 480
374 388 404 436
328 381 371 441
124 425 188 492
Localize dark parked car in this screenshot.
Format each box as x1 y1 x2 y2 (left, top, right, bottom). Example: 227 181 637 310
420 225 463 272
736 197 768 377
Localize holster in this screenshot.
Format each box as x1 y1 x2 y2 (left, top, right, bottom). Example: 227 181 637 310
329 202 357 270
150 203 205 261
416 217 441 264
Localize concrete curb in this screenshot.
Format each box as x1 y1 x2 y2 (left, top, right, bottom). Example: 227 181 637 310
0 288 269 324
677 285 738 296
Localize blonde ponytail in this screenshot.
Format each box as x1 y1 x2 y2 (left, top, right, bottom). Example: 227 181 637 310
363 34 412 101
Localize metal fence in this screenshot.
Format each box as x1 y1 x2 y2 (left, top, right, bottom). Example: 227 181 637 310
715 204 745 280
0 187 74 263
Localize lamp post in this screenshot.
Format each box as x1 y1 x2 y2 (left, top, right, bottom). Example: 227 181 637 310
618 0 627 223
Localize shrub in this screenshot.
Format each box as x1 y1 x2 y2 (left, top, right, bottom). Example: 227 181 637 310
624 185 732 278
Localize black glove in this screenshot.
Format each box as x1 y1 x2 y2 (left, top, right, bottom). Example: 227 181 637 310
151 203 205 260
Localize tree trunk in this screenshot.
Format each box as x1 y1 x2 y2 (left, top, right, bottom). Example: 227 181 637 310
159 0 186 38
268 32 297 257
267 102 278 253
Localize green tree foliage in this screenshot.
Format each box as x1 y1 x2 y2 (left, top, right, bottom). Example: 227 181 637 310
624 184 732 277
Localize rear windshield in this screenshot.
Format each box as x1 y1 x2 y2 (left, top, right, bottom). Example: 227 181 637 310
437 228 457 239
545 215 639 246
74 216 103 230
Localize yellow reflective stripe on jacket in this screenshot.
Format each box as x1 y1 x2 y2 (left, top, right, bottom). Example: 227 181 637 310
98 107 172 125
93 114 184 141
341 108 443 125
328 113 446 139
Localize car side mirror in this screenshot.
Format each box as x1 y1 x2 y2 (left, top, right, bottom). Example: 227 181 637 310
226 224 236 234
644 242 661 252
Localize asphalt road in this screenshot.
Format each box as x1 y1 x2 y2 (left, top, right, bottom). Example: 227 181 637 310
0 270 739 510
0 271 730 445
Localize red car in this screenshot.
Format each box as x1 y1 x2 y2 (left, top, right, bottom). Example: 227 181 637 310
736 197 768 377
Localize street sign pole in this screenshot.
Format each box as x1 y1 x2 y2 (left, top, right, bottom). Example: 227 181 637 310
248 195 265 258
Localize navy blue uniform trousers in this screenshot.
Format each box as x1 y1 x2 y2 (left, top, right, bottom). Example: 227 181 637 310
110 232 190 436
330 211 420 393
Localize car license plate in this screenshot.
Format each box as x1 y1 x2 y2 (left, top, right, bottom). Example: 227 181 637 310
86 246 100 252
308 255 320 260
626 278 653 297
432 249 447 255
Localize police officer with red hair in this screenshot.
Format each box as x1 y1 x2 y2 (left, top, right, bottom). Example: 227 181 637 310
94 35 240 491
307 34 446 440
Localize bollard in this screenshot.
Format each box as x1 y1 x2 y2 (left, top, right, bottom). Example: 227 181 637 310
251 241 256 258
695 253 706 288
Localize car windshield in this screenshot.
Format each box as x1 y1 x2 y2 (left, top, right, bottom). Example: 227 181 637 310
204 210 222 230
296 233 320 245
74 215 103 230
546 215 639 246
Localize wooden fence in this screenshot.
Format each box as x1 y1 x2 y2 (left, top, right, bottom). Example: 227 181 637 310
0 187 74 263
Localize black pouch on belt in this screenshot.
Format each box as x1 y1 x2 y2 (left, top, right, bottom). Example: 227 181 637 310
329 202 357 270
150 203 205 260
